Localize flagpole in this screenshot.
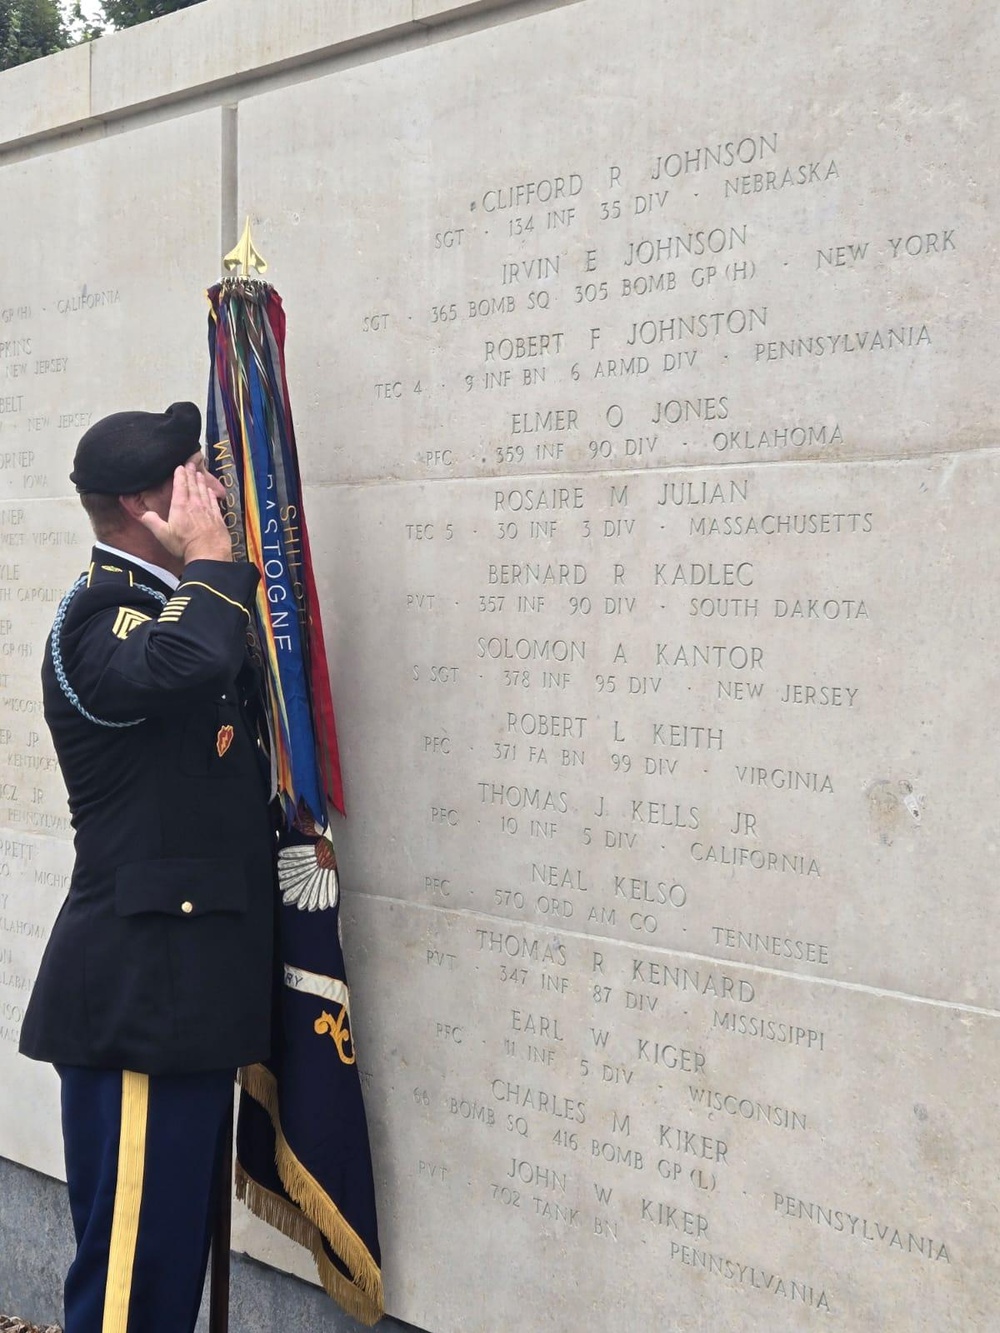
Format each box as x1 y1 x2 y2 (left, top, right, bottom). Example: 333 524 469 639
209 1113 234 1333
204 228 382 1324
208 218 268 1333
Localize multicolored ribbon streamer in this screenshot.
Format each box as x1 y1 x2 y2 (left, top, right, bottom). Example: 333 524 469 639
206 279 382 1325
206 279 344 825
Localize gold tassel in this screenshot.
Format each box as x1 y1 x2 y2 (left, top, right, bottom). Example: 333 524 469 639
236 1065 384 1325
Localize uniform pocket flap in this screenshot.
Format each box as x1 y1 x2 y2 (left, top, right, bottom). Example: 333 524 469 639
114 858 248 918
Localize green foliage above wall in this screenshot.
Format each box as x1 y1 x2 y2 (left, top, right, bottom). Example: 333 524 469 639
0 0 68 69
97 0 203 27
0 0 207 69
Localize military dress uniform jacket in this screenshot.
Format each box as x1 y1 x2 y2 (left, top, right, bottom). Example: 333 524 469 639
19 550 275 1075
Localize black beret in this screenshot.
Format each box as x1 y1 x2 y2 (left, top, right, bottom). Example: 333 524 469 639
70 401 202 493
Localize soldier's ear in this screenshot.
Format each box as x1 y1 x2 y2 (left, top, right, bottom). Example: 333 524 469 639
118 493 148 521
121 476 172 517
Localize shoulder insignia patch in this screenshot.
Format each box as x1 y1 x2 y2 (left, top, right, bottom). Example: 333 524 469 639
216 724 234 757
100 564 123 572
158 595 191 624
112 606 152 640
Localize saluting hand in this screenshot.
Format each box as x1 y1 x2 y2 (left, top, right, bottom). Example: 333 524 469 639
140 460 233 564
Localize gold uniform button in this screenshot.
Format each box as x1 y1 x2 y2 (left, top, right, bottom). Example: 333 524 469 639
181 900 194 914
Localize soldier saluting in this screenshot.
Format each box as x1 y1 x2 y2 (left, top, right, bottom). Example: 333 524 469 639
20 403 274 1333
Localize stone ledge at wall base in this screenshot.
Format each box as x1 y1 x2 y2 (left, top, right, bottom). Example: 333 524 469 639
0 0 564 152
0 1157 422 1333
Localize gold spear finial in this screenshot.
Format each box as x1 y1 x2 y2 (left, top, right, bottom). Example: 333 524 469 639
223 217 268 280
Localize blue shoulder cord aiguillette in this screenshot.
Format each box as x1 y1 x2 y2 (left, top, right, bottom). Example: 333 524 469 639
51 574 168 728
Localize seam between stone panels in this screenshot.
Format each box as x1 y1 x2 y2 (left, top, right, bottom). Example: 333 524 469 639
28 443 1000 508
220 104 239 263
345 894 1000 1019
292 443 1000 492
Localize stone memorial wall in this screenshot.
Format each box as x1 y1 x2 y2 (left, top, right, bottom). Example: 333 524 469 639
1 0 998 1328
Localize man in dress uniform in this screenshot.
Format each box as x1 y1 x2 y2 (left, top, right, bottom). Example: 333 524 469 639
19 402 275 1333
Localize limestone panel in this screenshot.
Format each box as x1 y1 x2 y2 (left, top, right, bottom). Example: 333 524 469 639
340 892 997 1332
236 0 999 489
0 111 225 1176
308 455 1000 1008
0 832 71 1179
0 110 225 503
0 498 110 1178
0 497 88 832
0 44 90 149
88 0 414 120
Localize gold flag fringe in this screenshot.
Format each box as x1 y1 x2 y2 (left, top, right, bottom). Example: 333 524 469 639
235 1168 382 1327
237 1063 384 1327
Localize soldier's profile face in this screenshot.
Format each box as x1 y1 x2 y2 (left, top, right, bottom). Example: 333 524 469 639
143 451 225 520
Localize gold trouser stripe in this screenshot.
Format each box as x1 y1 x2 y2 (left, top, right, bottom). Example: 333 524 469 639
102 1071 150 1333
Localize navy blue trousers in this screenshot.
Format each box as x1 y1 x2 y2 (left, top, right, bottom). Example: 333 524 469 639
57 1065 234 1333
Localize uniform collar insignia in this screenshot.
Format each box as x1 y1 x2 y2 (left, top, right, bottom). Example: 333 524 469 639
89 545 177 594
